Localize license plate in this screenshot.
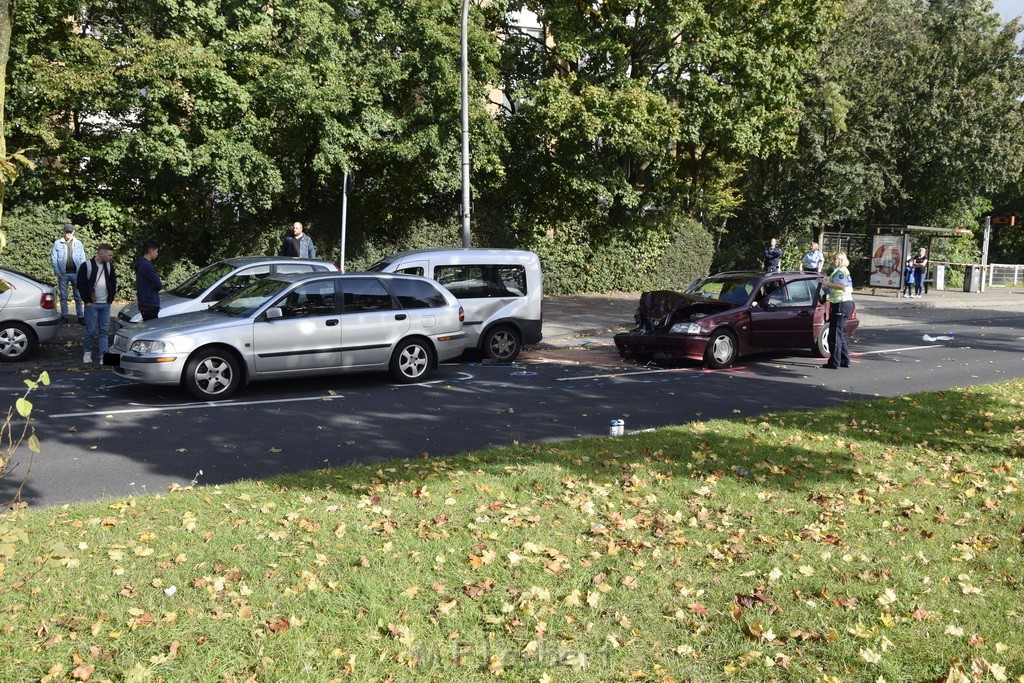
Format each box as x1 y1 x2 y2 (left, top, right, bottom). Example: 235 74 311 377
102 353 121 368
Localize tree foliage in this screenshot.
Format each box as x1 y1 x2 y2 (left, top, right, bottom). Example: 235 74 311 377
7 0 506 264
3 0 1023 289
727 0 1024 269
493 0 836 229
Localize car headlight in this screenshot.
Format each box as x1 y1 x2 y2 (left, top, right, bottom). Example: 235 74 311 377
130 339 176 355
669 322 703 335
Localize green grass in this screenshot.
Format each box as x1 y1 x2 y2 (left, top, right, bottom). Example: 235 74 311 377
2 381 1023 682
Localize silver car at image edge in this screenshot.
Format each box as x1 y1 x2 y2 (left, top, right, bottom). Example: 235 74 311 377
0 268 61 362
106 271 467 400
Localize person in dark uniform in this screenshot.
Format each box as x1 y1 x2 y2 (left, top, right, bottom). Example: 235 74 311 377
763 238 784 273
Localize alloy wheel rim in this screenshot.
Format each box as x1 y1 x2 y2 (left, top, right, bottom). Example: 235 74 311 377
399 346 428 378
0 329 28 358
490 332 516 359
195 357 233 395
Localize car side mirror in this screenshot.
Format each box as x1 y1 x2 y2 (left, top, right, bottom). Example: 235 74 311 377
265 307 283 320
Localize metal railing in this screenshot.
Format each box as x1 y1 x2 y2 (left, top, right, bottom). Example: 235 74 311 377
986 264 1024 287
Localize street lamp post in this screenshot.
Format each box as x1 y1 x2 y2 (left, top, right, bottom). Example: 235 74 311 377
339 169 350 272
460 0 471 247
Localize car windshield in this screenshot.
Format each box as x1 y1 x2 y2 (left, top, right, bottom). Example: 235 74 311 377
211 278 291 317
685 275 762 305
169 262 236 299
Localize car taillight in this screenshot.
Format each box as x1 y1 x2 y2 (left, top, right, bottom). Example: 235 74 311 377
459 305 464 323
41 293 56 310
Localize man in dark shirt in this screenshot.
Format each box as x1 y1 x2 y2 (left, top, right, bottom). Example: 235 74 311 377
763 238 784 273
280 221 317 259
135 240 163 321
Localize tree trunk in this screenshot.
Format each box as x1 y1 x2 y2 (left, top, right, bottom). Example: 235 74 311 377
0 0 12 237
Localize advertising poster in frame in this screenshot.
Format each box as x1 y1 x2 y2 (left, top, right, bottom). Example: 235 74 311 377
869 234 906 288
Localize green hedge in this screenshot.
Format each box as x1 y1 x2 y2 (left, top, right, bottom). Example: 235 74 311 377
530 215 714 295
0 203 142 300
3 206 716 299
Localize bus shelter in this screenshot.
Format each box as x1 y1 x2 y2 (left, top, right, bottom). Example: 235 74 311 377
866 224 972 291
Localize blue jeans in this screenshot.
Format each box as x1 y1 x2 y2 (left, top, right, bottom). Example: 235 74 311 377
84 302 111 357
57 272 83 317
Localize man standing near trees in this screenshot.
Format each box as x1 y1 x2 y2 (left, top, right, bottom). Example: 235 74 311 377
280 221 316 259
77 244 116 365
50 223 86 324
134 240 162 321
763 238 784 273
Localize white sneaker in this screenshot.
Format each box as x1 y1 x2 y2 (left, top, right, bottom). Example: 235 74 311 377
83 352 92 364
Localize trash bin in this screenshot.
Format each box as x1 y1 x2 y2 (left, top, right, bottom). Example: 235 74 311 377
963 265 982 293
934 265 945 291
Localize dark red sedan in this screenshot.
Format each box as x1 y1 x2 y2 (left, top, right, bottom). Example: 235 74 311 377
613 271 860 368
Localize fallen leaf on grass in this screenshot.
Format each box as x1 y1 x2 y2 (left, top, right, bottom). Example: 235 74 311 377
464 579 495 599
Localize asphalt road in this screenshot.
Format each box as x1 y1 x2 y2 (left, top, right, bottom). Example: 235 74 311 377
3 305 1023 508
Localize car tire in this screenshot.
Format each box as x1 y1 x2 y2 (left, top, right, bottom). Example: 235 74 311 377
703 329 738 369
390 338 434 383
0 322 35 362
813 323 831 358
183 348 242 400
482 325 521 361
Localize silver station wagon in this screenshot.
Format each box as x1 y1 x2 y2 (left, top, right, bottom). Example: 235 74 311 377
106 272 467 400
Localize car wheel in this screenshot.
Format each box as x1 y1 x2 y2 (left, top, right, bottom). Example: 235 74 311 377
813 323 831 357
183 348 242 400
390 338 434 383
704 329 738 369
482 325 521 361
0 322 35 362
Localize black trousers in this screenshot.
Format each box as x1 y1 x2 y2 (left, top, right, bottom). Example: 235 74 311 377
827 301 853 367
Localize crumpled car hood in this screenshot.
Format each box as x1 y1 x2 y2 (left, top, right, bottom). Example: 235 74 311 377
629 290 737 334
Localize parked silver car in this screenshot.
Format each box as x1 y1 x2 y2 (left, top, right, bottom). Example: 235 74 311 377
107 272 467 400
0 269 61 362
112 256 337 335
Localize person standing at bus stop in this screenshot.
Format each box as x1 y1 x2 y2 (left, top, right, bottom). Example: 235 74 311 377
911 247 928 298
818 252 854 369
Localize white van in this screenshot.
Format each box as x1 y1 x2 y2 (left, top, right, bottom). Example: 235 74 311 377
370 248 542 361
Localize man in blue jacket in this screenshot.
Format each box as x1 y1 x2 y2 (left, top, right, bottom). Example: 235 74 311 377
50 223 87 324
134 240 162 321
77 244 116 365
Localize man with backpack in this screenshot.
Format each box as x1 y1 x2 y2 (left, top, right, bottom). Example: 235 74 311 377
77 244 117 365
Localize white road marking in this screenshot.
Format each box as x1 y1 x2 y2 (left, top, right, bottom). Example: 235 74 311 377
47 394 343 419
854 344 947 356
